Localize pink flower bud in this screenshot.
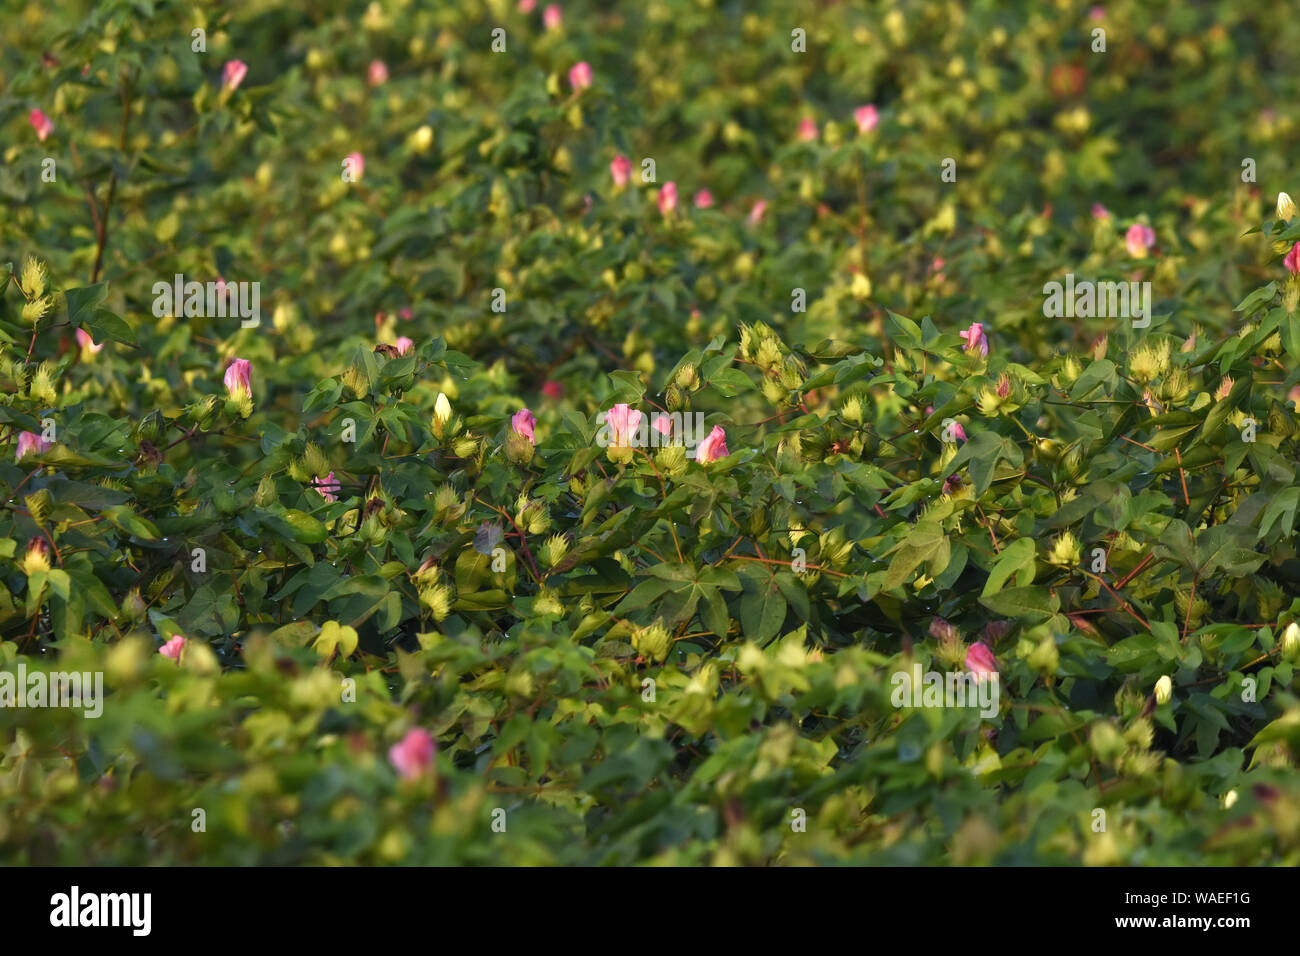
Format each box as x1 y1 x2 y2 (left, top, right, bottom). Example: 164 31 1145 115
605 404 642 447
797 116 818 141
1125 222 1156 258
543 4 562 30
345 151 365 182
29 108 54 142
658 181 678 216
965 641 998 677
512 407 537 445
749 199 767 225
224 357 253 401
76 327 104 357
696 425 729 463
221 59 248 91
694 189 713 209
542 380 564 400
313 472 340 503
929 617 958 642
518 0 536 11
399 307 414 320
983 620 1011 643
568 61 592 92
15 431 51 461
394 336 414 356
949 422 968 442
389 728 435 780
959 322 989 357
159 635 186 660
1091 203 1110 220
1285 242 1300 276
610 154 632 188
854 105 879 134
368 59 388 86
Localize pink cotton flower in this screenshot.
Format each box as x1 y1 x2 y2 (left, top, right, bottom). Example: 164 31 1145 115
394 336 415 355
542 380 564 400
313 472 341 503
947 422 968 442
749 200 768 225
221 59 248 91
345 151 365 182
605 403 642 448
512 407 537 445
694 189 714 209
965 641 998 678
368 59 389 86
610 154 632 189
1285 242 1300 276
696 425 729 463
518 0 536 11
568 61 592 92
1089 6 1106 20
543 4 562 29
15 431 50 461
797 116 819 141
658 181 678 216
929 617 958 642
224 358 253 401
959 322 989 357
1091 203 1111 220
854 105 879 134
389 728 435 780
159 635 186 660
1125 223 1156 258
29 108 54 142
399 307 414 320
76 327 104 357
652 414 672 438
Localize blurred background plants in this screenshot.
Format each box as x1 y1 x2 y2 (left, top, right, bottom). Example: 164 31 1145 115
1 0 1300 864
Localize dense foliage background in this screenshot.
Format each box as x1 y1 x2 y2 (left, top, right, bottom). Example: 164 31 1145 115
3 0 1300 864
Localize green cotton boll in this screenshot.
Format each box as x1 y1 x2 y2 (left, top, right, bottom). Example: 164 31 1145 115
254 474 277 507
655 444 686 477
24 489 51 526
302 442 330 478
1089 721 1125 763
287 455 313 483
1028 636 1060 677
136 410 164 443
504 429 534 465
632 621 671 664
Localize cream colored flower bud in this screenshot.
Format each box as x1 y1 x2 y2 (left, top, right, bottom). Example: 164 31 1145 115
1278 191 1298 221
1280 621 1300 660
1154 674 1173 705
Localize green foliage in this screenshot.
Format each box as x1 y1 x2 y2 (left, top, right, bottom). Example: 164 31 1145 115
2 0 1300 865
